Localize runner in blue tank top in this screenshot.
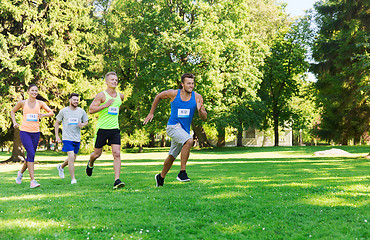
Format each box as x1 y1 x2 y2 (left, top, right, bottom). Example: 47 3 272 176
144 73 207 186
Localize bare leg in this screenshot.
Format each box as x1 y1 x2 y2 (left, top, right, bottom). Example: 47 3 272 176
160 155 176 178
111 144 121 180
89 148 103 167
27 162 35 181
180 138 193 171
61 158 68 168
20 161 27 173
67 152 77 180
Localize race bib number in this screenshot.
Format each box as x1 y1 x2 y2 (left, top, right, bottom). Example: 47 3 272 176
26 114 38 122
68 118 78 125
108 107 119 115
178 109 190 118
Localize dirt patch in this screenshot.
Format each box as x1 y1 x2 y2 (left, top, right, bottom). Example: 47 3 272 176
313 148 353 156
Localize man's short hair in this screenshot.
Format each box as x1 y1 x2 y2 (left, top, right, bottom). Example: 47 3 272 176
69 93 79 99
181 73 195 83
105 71 117 80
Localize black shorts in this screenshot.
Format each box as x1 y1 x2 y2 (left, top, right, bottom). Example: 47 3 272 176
95 129 121 148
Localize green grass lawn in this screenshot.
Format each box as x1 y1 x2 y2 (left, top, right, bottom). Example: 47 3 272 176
0 146 369 239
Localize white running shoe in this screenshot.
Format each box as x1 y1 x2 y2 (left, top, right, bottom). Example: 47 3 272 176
16 171 23 184
71 179 77 184
57 164 65 179
30 180 40 188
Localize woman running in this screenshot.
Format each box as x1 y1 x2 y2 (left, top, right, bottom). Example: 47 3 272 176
10 84 54 188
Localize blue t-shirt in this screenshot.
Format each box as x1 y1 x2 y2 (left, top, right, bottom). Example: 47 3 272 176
167 90 197 134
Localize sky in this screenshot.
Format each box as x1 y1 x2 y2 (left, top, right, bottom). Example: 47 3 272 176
281 0 319 81
282 0 318 17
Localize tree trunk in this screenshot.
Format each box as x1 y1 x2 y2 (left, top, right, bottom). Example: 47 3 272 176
161 134 166 147
149 132 155 147
217 127 225 147
237 128 243 147
274 113 279 146
291 129 295 145
47 136 51 150
138 145 143 153
354 136 360 145
299 129 303 146
191 123 210 147
54 142 59 151
341 135 348 145
4 128 25 163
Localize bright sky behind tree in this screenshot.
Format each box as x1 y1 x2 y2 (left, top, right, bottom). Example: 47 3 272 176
282 0 318 17
281 0 319 81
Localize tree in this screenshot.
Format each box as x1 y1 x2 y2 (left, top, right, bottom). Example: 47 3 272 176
123 129 150 152
193 0 288 146
259 21 309 146
100 0 287 147
311 0 370 144
289 80 320 145
0 0 102 161
227 101 265 146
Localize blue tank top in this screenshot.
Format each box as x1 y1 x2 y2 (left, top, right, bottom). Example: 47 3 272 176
167 90 197 134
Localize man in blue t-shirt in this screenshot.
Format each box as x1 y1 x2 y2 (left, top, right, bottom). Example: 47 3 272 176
143 73 207 187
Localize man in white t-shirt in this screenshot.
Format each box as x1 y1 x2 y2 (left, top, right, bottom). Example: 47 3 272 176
55 93 89 184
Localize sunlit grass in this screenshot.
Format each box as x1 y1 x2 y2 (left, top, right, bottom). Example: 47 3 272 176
1 219 61 229
0 145 369 239
0 193 73 201
303 194 369 207
203 191 246 199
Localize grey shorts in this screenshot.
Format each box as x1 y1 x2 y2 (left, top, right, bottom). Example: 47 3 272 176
167 123 192 158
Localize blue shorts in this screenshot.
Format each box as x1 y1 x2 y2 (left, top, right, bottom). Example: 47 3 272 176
62 140 81 154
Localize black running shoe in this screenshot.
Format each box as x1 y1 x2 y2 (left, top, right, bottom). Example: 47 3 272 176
86 161 94 177
113 179 125 189
176 170 190 182
155 173 164 187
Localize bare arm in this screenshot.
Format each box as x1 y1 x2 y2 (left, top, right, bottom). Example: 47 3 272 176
118 93 125 112
40 101 54 118
10 101 24 129
78 110 89 128
77 121 89 128
143 89 177 125
196 93 207 121
55 119 62 143
89 92 113 114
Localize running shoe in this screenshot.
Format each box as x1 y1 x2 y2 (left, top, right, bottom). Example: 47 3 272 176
30 180 40 188
155 173 164 187
176 170 191 182
16 171 23 184
57 164 65 179
86 161 94 176
113 179 125 189
71 179 77 184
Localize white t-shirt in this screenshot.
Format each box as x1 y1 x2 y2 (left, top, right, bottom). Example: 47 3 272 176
56 107 88 142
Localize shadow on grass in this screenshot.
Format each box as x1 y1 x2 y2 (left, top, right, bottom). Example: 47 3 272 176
32 150 67 157
194 145 370 155
123 147 170 153
0 153 369 239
